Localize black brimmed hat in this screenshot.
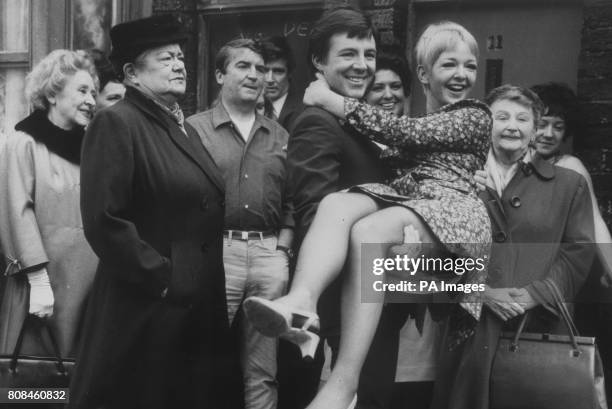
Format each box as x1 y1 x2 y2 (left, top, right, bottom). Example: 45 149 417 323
109 14 188 67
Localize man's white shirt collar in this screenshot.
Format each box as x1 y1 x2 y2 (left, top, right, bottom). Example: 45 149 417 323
272 92 289 118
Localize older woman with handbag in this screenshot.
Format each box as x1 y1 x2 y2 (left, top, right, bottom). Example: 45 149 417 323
431 85 596 409
69 15 240 409
0 50 98 358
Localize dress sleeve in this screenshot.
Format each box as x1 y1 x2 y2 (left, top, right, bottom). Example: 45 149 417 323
80 109 170 298
525 176 595 311
0 133 49 275
344 98 491 157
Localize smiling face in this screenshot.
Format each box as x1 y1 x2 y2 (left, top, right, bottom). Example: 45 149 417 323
490 98 536 163
47 69 96 129
419 41 477 112
217 47 266 107
366 69 406 116
314 32 376 99
535 115 566 158
131 44 186 105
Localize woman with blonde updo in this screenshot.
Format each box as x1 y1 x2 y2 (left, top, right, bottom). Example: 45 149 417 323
0 49 99 357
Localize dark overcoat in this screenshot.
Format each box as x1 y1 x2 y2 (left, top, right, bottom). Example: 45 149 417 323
277 89 304 131
69 87 241 409
287 105 387 333
431 154 595 409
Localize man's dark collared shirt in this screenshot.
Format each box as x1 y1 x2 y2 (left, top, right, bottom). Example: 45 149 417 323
187 103 293 231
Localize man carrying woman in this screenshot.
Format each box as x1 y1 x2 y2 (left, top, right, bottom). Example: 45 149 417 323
246 18 492 409
263 8 416 409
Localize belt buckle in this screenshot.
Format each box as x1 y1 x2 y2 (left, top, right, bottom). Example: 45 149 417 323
241 231 249 240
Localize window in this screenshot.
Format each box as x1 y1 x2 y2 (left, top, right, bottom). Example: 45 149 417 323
72 0 114 51
0 0 30 134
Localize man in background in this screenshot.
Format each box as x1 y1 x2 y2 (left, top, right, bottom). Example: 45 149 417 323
262 36 303 130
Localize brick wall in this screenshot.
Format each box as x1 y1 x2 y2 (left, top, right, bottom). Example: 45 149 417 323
577 0 612 227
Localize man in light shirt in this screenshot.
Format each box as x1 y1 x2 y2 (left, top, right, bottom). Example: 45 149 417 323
187 38 294 409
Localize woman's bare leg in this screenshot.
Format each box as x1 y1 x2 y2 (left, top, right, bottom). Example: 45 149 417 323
277 192 379 313
307 206 437 409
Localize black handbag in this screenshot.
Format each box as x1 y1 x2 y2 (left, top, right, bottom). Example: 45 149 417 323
0 314 73 388
491 279 608 409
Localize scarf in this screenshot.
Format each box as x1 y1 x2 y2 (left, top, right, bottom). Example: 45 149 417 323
152 99 186 134
485 148 534 197
14 110 85 165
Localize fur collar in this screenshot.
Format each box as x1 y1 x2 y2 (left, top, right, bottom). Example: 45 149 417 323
15 110 84 165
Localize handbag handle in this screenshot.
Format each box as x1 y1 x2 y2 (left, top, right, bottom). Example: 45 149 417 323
510 279 581 353
10 314 68 375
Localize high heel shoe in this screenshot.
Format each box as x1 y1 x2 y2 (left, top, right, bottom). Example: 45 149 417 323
281 327 320 361
243 296 320 336
243 297 321 358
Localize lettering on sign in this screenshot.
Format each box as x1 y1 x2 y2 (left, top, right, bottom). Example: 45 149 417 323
373 0 396 6
284 22 312 37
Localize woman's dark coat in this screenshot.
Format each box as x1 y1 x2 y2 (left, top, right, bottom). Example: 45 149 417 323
69 87 241 409
431 154 595 409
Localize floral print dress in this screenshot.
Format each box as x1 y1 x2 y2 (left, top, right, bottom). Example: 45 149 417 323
345 99 492 315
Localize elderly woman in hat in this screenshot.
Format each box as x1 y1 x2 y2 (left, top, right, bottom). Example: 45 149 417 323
69 15 239 409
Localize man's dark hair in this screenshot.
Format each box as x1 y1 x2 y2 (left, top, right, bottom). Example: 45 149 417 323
372 52 412 96
531 82 581 140
90 49 121 89
215 38 264 74
262 36 295 73
308 6 378 73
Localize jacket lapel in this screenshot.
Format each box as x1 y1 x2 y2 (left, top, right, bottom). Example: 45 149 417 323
343 122 383 154
184 122 225 193
278 93 299 124
127 88 225 194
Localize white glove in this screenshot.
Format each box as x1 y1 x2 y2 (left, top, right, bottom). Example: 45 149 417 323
27 268 54 317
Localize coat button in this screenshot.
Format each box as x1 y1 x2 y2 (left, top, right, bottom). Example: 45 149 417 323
201 197 209 211
219 199 225 207
510 196 521 208
201 243 209 252
494 231 507 243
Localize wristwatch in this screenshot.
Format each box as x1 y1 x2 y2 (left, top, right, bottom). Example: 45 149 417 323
276 245 295 259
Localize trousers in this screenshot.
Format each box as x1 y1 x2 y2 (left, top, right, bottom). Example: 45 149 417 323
224 235 289 409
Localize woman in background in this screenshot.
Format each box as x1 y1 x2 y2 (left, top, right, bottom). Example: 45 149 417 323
532 82 612 403
0 50 98 357
531 82 612 284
